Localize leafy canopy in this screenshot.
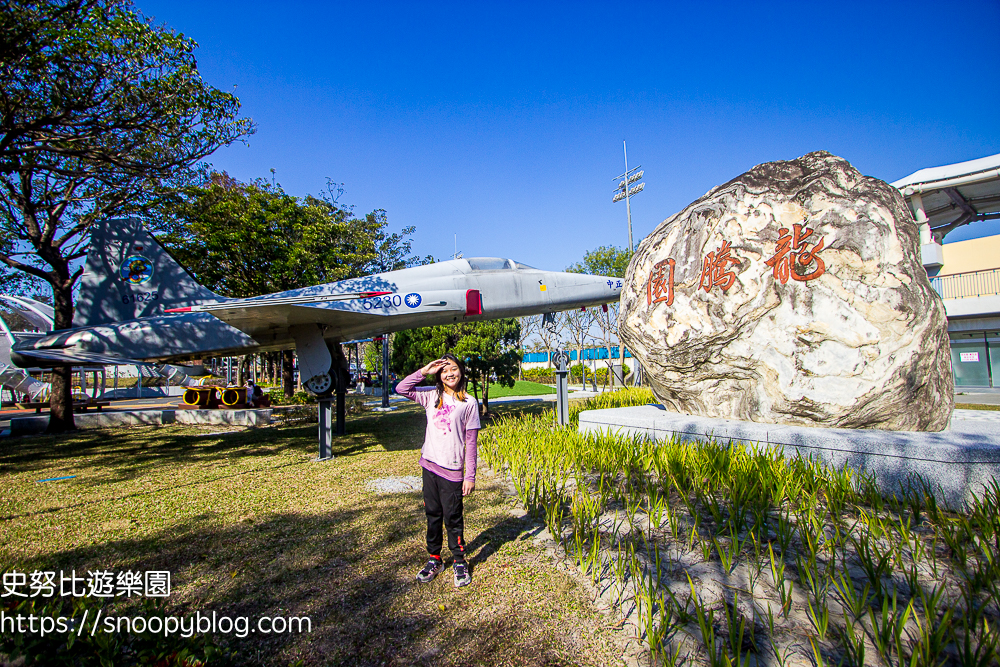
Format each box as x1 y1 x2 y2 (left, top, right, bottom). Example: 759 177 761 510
566 245 632 278
392 318 521 414
156 174 426 297
0 0 253 430
0 0 254 304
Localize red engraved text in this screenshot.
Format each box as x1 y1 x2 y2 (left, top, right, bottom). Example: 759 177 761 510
647 258 675 306
764 223 826 284
699 240 741 293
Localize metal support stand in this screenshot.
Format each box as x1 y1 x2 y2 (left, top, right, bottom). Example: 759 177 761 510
381 335 391 409
335 369 346 436
317 398 334 461
553 350 570 426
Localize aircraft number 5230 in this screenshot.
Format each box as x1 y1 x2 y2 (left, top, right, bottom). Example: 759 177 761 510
363 295 401 310
121 292 159 304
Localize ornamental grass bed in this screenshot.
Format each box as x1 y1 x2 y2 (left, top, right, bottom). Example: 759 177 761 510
480 410 1000 667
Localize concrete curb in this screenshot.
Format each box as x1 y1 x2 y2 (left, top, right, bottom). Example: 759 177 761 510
578 405 1000 509
10 409 272 436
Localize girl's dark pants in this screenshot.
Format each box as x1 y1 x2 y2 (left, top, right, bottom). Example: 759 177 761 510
422 467 466 562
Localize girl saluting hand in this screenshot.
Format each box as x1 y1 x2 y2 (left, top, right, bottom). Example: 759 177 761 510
396 354 480 587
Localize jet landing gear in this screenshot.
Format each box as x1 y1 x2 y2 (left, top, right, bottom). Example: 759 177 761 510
304 372 333 396
289 325 349 460
314 352 349 461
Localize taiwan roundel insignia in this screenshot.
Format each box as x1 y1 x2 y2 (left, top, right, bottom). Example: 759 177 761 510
121 256 154 285
404 293 421 308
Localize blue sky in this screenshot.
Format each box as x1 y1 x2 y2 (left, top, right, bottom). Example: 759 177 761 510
140 0 1000 270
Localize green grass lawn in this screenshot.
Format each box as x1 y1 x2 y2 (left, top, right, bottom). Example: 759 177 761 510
471 380 555 399
0 405 624 667
955 402 1000 411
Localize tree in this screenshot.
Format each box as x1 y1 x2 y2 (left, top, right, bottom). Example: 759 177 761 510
362 339 384 375
0 261 46 298
157 174 425 395
452 319 520 415
515 314 540 379
566 245 632 278
521 313 564 368
391 328 438 377
561 307 595 387
567 245 633 388
392 319 521 416
0 0 254 431
159 175 427 295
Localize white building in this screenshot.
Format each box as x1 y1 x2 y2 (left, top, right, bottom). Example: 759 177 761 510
894 153 1000 389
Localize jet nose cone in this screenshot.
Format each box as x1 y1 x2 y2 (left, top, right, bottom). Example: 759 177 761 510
595 274 624 296
544 271 623 310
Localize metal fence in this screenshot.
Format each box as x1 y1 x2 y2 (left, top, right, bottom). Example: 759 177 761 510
930 268 1000 299
522 347 633 363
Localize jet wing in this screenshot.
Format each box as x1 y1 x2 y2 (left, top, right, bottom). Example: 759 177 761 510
13 348 149 366
172 290 472 338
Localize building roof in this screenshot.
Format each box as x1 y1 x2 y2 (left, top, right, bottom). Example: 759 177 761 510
892 153 1000 240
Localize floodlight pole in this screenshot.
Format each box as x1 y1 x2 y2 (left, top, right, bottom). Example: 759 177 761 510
624 141 633 253
612 141 643 254
611 142 646 386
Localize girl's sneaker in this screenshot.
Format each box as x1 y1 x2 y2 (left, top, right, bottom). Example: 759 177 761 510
416 557 443 583
453 561 471 587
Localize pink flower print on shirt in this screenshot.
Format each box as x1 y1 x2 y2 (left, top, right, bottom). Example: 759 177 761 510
433 403 455 434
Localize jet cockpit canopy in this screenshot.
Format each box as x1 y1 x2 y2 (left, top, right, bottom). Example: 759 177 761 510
466 257 538 271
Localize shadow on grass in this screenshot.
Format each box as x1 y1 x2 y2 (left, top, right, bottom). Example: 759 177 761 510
0 404 428 478
1 400 581 665
12 486 560 667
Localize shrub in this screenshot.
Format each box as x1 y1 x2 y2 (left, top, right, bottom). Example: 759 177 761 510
521 367 554 384
267 390 315 406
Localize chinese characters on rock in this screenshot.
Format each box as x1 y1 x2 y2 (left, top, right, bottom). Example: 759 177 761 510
764 223 826 283
645 224 828 308
700 240 740 293
646 258 676 306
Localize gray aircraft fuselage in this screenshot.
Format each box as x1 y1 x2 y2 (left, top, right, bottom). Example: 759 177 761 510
10 219 624 382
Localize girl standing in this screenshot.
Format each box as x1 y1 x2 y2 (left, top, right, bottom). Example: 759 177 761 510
396 354 481 587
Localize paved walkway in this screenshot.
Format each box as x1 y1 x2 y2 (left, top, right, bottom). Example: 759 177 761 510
0 396 180 427
5 394 997 430
953 408 1000 422
955 392 1000 406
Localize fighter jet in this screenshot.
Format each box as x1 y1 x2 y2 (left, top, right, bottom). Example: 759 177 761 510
11 218 623 394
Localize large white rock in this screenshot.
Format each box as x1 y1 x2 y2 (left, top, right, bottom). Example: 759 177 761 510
620 151 953 431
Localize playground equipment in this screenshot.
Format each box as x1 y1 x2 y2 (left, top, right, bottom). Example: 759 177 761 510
180 386 221 409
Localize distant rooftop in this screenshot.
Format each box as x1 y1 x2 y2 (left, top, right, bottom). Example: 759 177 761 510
893 153 1000 240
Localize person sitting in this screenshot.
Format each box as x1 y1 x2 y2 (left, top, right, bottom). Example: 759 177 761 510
245 379 264 407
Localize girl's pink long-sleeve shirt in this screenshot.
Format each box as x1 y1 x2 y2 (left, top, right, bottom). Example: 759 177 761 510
396 371 479 482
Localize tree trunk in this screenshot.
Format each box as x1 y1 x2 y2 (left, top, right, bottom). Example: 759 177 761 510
282 350 294 397
46 278 76 433
481 376 490 417
295 352 302 391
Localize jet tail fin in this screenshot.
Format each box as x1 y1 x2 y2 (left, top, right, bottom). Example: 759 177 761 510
74 217 221 327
